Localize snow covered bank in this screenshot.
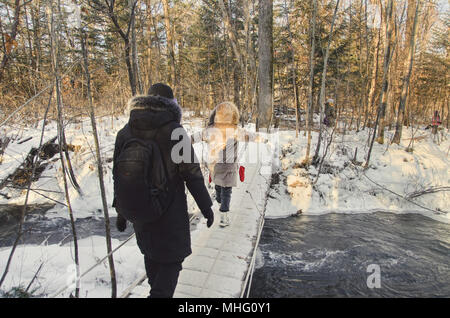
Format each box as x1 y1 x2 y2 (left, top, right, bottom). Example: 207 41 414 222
0 115 179 297
0 114 208 218
266 126 449 223
0 235 144 297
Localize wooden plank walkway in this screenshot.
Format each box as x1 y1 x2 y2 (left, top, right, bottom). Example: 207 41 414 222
121 156 271 298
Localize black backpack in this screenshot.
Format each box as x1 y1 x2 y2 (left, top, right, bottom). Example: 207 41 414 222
113 136 171 224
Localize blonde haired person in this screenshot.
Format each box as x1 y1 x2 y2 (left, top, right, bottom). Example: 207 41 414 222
192 102 267 227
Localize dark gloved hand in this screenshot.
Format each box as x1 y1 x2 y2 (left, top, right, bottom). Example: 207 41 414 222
202 207 214 228
116 214 127 232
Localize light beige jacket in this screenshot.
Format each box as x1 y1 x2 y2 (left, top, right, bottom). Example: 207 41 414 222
192 102 265 187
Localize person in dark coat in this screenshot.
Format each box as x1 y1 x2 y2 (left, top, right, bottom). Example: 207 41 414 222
113 83 214 298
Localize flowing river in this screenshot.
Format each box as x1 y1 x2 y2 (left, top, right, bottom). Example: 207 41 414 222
250 212 450 297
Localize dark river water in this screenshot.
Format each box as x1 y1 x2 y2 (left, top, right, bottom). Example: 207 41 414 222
0 204 196 247
0 204 133 247
250 212 450 297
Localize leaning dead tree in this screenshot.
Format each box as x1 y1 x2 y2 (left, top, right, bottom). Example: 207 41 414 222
79 6 117 298
47 1 80 297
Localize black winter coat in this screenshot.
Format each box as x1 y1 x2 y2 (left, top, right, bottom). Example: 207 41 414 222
113 95 212 263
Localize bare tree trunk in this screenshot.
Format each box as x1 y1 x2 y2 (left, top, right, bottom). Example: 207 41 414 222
446 98 449 129
392 0 419 144
243 0 256 122
365 0 394 168
233 66 241 111
376 0 395 144
361 0 370 130
305 0 317 161
293 64 299 137
346 4 353 130
365 23 381 129
105 0 138 96
148 0 162 83
162 0 177 92
356 0 365 132
218 0 244 71
23 3 35 94
313 0 339 165
32 1 41 75
257 0 273 129
145 0 153 89
131 0 143 94
47 1 80 297
0 0 21 83
285 0 299 137
80 16 118 296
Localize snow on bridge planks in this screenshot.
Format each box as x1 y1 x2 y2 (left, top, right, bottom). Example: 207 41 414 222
121 158 272 298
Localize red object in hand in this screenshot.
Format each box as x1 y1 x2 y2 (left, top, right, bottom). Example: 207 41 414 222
239 166 245 182
209 174 212 184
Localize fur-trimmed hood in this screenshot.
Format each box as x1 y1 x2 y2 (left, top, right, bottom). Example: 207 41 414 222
208 102 240 127
127 95 182 130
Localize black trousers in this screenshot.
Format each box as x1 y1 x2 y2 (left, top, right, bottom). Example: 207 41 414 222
144 256 183 298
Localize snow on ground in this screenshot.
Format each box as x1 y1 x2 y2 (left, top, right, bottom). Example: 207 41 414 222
0 114 209 218
0 235 144 297
0 116 126 217
0 113 271 297
0 111 448 297
266 125 449 224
